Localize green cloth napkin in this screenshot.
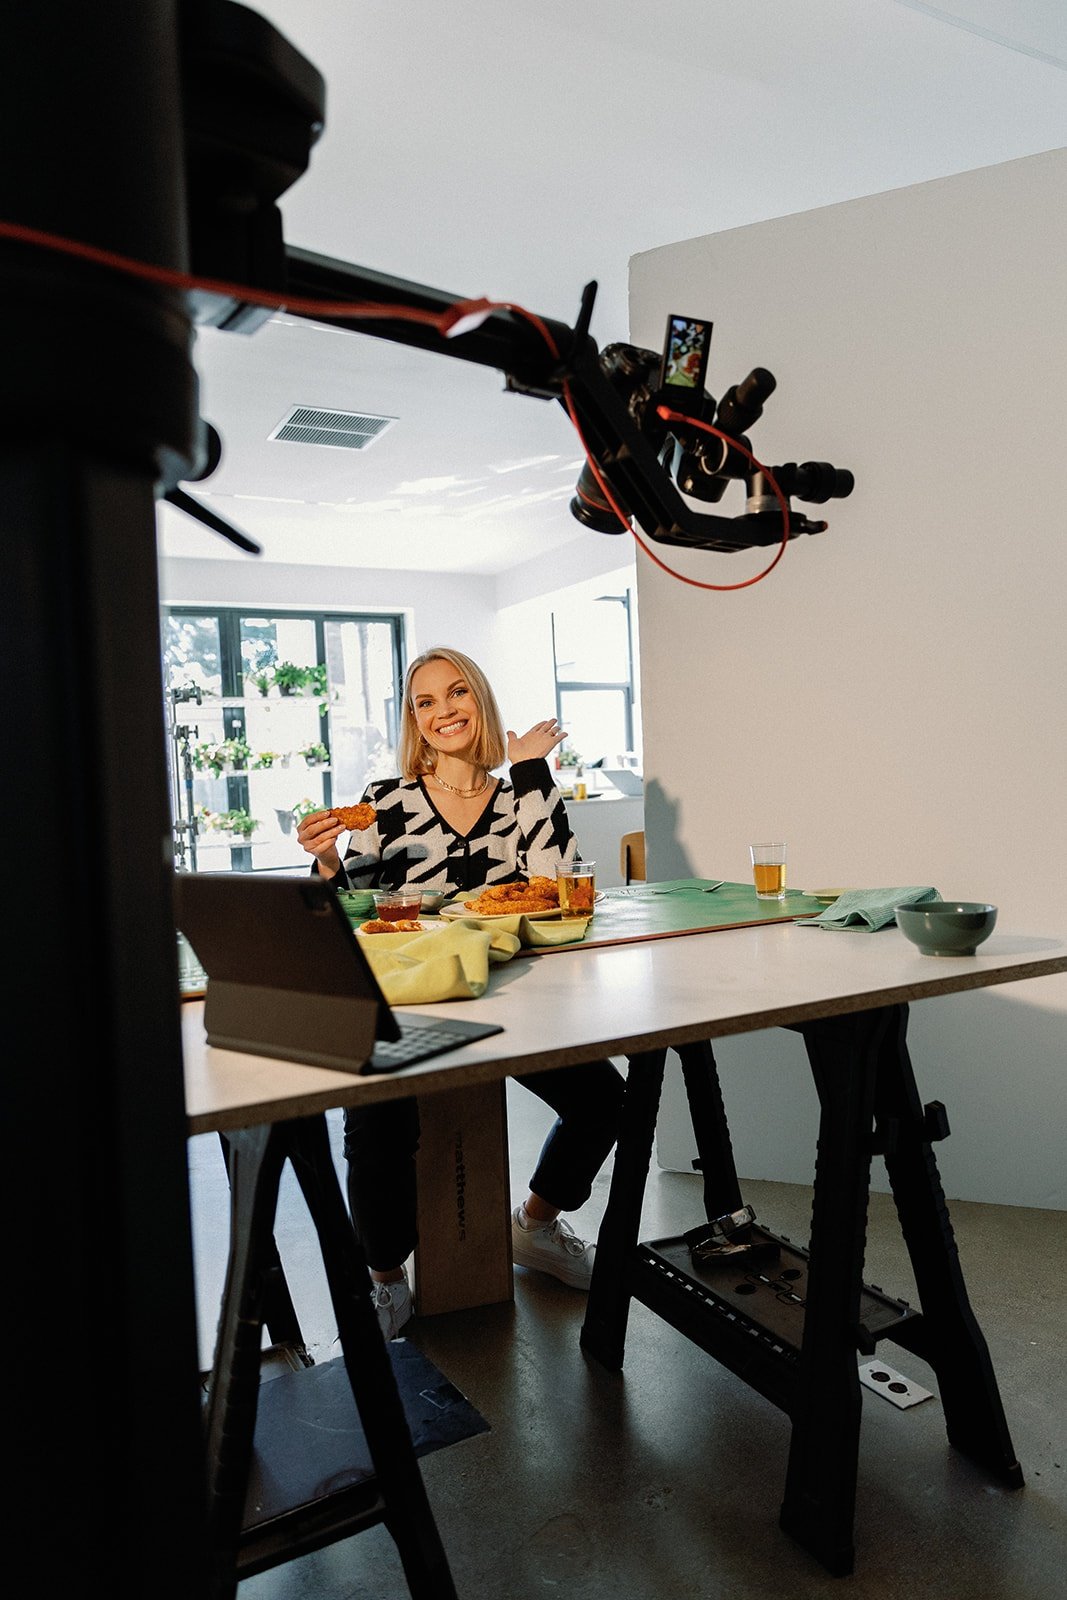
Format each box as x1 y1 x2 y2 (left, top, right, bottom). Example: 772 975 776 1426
358 921 523 1005
800 886 940 931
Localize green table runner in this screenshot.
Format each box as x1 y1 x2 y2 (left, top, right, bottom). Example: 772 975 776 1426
540 879 826 953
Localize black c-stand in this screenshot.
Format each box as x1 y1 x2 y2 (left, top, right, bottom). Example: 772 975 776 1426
169 684 203 872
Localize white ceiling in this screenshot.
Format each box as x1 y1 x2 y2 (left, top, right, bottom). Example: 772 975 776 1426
158 0 1067 577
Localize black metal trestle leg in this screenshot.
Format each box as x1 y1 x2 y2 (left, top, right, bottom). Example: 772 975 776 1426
217 1132 308 1359
204 1125 287 1597
204 1117 457 1600
676 1040 744 1221
580 1007 1020 1580
778 1008 890 1577
874 1008 1023 1486
285 1117 458 1595
581 1050 668 1370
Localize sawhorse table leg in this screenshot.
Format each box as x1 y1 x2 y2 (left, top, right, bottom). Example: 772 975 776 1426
204 1116 457 1600
581 1048 668 1369
778 1007 890 1575
217 1132 310 1363
581 1040 744 1368
875 1007 1022 1485
582 1007 1021 1578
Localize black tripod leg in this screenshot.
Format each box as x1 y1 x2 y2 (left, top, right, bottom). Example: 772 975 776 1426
286 1116 458 1600
203 1124 289 1598
779 1007 888 1577
876 1007 1023 1486
581 1049 667 1371
676 1040 744 1220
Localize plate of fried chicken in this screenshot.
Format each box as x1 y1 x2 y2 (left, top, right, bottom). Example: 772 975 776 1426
439 877 563 920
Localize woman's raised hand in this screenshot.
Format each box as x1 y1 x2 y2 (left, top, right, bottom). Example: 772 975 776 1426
506 718 566 765
295 809 344 878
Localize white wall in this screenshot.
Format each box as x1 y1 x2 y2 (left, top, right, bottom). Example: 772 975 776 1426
157 553 499 667
630 150 1067 1209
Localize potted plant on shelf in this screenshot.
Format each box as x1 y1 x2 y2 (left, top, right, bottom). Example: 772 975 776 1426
273 661 311 696
192 740 226 777
244 668 273 698
305 662 329 697
218 735 252 772
281 796 321 834
299 740 330 768
252 749 284 770
212 807 259 842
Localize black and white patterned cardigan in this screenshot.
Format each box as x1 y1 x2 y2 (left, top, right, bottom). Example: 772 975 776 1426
325 758 578 896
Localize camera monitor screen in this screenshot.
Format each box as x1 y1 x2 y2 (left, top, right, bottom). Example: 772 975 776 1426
658 314 713 415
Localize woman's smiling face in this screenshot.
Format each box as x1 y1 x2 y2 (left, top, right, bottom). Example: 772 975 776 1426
411 657 481 760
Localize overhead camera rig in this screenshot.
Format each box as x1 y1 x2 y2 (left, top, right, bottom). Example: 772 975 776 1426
174 0 852 557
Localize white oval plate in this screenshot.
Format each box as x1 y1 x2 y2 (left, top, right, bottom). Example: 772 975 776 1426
440 902 562 921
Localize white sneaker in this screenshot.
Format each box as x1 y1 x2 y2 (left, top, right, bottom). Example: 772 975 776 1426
371 1269 413 1339
511 1206 596 1290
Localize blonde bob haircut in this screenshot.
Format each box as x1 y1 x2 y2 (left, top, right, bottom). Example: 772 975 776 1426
397 647 507 780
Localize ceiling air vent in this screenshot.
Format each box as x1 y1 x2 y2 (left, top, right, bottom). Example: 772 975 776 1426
269 406 396 450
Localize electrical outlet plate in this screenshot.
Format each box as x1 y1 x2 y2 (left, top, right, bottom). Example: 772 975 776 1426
858 1360 935 1409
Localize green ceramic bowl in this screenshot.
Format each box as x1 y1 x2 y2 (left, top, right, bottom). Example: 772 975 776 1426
336 889 376 923
895 901 997 956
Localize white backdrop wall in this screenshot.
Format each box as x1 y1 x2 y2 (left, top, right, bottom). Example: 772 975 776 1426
629 150 1067 1209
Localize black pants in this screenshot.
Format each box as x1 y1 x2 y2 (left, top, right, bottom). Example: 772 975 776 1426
342 1059 626 1271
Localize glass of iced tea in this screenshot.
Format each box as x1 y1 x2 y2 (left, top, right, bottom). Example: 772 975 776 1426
750 842 787 901
556 861 596 917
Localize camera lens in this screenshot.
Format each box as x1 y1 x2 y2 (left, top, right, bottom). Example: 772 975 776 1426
570 462 628 533
788 462 854 503
715 368 776 436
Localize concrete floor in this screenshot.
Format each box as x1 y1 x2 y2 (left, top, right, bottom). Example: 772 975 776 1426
188 1078 1067 1600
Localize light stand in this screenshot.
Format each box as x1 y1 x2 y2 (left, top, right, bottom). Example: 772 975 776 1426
169 683 203 871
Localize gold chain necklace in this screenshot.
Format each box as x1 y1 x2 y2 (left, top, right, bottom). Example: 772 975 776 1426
430 770 489 799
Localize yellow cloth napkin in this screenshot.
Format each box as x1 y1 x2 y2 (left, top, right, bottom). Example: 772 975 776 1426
444 913 592 949
357 914 591 1004
357 921 519 1005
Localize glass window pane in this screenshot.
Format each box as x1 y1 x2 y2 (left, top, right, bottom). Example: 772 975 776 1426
162 606 404 873
325 619 401 799
558 688 630 767
163 613 223 703
552 595 631 681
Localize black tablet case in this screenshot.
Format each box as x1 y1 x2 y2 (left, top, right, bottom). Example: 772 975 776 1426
174 872 500 1074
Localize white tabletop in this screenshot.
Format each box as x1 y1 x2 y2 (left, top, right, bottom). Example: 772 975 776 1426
182 921 1067 1135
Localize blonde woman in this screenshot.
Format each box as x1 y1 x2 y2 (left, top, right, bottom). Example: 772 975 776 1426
299 645 576 892
298 647 624 1338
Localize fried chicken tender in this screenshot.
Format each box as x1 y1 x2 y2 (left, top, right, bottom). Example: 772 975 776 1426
359 919 424 934
462 876 560 915
328 803 377 832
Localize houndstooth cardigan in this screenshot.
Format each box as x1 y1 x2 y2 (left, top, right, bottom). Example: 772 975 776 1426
326 758 578 895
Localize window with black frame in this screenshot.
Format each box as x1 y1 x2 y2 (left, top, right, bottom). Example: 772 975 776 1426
162 607 404 872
